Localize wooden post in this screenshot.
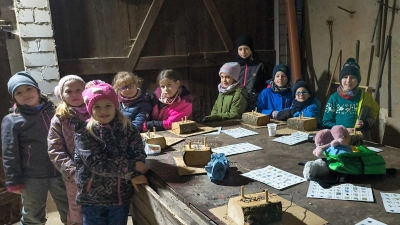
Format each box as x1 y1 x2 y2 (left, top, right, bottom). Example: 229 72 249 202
204 137 207 147
147 130 151 138
153 127 156 135
265 189 269 202
241 186 245 198
189 141 192 149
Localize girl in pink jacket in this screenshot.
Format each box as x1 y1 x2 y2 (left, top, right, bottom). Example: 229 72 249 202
142 69 193 131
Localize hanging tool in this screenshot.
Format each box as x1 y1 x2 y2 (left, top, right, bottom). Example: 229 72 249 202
326 20 333 81
355 40 360 63
322 50 342 116
366 45 375 87
337 6 356 14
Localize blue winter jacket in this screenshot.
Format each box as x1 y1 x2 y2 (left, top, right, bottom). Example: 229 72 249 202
277 97 322 125
256 87 293 116
120 92 152 132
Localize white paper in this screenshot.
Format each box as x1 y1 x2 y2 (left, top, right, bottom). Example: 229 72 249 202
367 146 383 152
272 131 309 146
221 127 258 138
212 142 262 156
202 126 222 135
241 165 306 190
355 217 387 225
306 181 374 202
380 192 400 213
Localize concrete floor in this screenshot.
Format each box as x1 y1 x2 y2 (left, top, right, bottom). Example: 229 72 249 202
13 193 133 224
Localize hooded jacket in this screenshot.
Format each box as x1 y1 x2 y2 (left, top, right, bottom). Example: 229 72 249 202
1 100 60 192
48 108 91 183
256 87 293 116
73 118 146 206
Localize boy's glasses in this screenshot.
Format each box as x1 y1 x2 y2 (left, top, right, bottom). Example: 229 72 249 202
119 83 135 91
295 91 308 96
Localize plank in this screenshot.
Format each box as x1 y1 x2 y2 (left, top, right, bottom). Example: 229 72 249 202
118 0 131 56
202 0 235 56
172 0 187 55
123 0 165 71
184 0 201 53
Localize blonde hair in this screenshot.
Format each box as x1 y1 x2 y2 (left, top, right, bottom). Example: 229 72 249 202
86 107 132 143
112 71 143 92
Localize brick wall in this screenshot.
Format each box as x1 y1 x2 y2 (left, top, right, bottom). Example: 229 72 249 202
14 0 58 97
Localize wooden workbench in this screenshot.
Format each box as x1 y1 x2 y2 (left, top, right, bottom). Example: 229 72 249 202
136 120 400 225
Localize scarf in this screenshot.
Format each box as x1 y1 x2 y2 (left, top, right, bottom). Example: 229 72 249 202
291 98 314 112
159 87 181 105
268 80 291 93
337 85 359 100
218 81 241 94
72 105 88 114
118 88 142 106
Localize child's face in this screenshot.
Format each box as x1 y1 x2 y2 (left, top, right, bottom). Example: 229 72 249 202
62 80 85 107
159 78 180 98
118 82 138 98
220 72 235 88
274 71 288 87
92 99 116 124
237 45 252 59
294 87 310 102
341 75 358 91
14 85 40 107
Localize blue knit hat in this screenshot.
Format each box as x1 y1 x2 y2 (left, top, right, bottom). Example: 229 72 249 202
7 71 40 97
272 64 291 82
339 58 361 83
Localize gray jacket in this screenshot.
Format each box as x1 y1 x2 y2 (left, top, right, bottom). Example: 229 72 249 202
1 101 60 191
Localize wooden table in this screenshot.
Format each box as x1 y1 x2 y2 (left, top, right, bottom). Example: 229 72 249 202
142 120 400 225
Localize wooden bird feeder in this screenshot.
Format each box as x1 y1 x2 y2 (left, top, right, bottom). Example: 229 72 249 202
171 116 198 134
182 137 211 167
287 112 317 131
140 127 167 149
242 108 270 126
228 186 282 225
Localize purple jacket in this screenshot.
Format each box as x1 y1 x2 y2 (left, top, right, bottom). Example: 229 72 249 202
48 109 91 182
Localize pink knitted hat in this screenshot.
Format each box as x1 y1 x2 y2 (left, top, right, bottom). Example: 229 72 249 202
54 75 85 99
82 82 119 116
219 62 241 81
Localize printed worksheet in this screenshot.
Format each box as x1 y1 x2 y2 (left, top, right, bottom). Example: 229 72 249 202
241 165 306 190
221 127 258 138
355 217 387 225
211 142 262 156
306 181 374 202
380 192 400 213
272 131 309 145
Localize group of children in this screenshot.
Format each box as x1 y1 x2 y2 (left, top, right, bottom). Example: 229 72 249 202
1 35 380 225
2 69 190 225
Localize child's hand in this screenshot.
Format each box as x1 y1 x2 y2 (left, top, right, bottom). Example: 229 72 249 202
135 161 148 174
355 120 364 128
272 111 278 119
131 175 148 192
11 190 23 195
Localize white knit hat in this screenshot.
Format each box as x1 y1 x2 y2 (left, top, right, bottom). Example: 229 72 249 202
54 75 85 99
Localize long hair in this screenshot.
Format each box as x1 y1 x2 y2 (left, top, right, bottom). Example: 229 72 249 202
86 107 132 143
55 101 73 118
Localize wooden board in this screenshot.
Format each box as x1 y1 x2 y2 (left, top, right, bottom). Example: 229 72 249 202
165 136 185 147
241 119 286 129
167 124 218 137
173 156 207 176
276 128 319 136
210 193 328 225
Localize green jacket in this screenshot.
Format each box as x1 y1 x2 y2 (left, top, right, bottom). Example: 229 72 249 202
205 86 248 121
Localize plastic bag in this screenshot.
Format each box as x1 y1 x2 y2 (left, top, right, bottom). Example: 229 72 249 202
205 153 230 181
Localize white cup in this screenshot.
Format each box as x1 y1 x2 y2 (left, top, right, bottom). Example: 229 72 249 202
267 123 277 137
145 143 161 155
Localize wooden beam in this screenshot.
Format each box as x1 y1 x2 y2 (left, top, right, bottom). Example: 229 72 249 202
59 56 188 75
123 0 165 71
202 0 235 56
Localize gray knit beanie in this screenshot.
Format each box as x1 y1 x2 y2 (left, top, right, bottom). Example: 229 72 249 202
7 71 40 97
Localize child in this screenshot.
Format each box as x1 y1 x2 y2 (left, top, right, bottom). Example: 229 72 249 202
256 64 293 118
2 71 68 224
322 58 379 140
143 69 192 131
112 71 152 132
234 34 269 110
73 82 148 225
48 75 89 225
276 78 321 125
203 62 248 122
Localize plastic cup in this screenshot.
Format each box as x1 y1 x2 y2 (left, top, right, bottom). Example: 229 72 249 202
267 123 277 137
